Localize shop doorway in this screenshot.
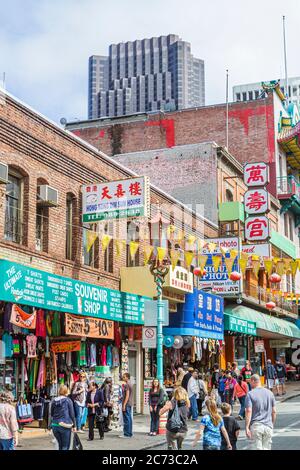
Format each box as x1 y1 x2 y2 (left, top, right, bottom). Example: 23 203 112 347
128 349 137 412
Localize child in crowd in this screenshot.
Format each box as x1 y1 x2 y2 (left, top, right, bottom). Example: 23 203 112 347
220 403 240 451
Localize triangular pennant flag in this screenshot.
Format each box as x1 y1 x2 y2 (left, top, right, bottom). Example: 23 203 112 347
264 259 273 276
224 256 235 275
230 249 238 260
208 242 217 253
252 255 260 261
238 258 248 275
85 230 98 252
157 247 167 263
197 238 205 250
198 255 208 270
101 234 112 252
129 241 140 260
212 256 222 272
220 246 229 256
241 252 249 261
170 249 181 269
283 259 291 273
187 234 197 245
143 245 154 265
252 260 260 278
167 225 176 239
291 260 299 277
184 251 195 268
176 229 184 242
116 239 126 258
276 261 285 276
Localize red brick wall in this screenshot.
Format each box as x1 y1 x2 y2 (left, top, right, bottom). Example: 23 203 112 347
70 94 276 166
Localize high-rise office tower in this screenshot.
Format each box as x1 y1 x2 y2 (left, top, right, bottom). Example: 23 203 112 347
88 34 205 119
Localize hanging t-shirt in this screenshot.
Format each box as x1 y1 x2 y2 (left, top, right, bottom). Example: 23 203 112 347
79 341 87 367
12 338 21 356
51 312 61 337
100 345 107 366
112 346 120 367
2 333 13 358
36 309 47 338
106 345 113 368
114 323 121 348
90 343 97 367
26 335 37 358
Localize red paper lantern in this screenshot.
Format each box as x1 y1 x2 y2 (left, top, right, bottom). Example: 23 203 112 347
230 271 242 281
266 301 276 310
194 267 207 277
269 273 281 283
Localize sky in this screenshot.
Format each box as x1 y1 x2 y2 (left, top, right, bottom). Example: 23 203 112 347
1 0 300 124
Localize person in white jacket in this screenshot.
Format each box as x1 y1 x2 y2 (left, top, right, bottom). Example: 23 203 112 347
187 370 200 421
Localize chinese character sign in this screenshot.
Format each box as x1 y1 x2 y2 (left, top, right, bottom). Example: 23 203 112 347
82 176 150 222
244 162 269 187
245 216 269 241
244 188 269 215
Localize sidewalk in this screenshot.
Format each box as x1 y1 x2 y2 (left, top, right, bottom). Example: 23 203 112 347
17 381 300 451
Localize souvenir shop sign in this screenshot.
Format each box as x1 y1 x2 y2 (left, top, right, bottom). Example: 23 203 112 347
51 341 81 353
10 304 37 330
65 313 114 339
0 260 147 324
224 314 257 336
82 176 150 222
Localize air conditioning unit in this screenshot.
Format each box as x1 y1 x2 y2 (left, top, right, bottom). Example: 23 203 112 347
0 162 8 184
38 185 59 207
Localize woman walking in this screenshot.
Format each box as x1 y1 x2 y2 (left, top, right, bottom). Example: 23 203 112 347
50 385 76 451
159 387 189 450
241 361 253 391
71 372 88 433
233 375 248 420
0 390 19 451
148 378 165 436
197 373 207 417
192 398 232 451
86 382 105 441
224 373 237 406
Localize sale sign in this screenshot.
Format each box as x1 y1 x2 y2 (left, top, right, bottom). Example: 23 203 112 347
65 313 114 339
51 341 81 353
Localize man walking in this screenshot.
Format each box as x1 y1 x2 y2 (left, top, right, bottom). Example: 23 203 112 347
264 359 278 393
120 372 133 438
181 367 194 391
274 359 287 396
245 374 276 450
187 370 200 421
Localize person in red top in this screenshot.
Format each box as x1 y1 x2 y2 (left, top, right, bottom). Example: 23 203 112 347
241 361 253 390
233 375 248 420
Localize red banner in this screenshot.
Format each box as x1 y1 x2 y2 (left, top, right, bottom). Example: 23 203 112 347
10 305 37 329
50 341 81 353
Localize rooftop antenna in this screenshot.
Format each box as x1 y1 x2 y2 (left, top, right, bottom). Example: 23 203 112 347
283 15 289 102
226 69 229 150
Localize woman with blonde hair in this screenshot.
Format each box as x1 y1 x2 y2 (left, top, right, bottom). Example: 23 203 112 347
192 398 232 451
71 371 88 432
50 384 76 450
159 386 190 450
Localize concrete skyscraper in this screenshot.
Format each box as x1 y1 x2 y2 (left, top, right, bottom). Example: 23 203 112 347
88 34 205 119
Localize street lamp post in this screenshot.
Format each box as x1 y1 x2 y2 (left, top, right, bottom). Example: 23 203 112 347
150 260 169 386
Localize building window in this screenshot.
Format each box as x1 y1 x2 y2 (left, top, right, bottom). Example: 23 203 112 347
248 91 253 100
255 90 259 99
225 188 234 202
242 92 247 101
36 206 49 252
284 213 289 238
104 223 114 273
83 224 99 268
66 193 76 261
289 215 294 242
127 221 139 267
4 172 23 244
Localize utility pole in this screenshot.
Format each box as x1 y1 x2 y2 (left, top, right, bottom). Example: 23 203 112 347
283 16 289 102
226 69 229 150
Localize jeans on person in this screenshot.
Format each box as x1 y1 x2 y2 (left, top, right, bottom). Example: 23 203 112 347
218 391 224 403
122 404 133 437
81 407 88 428
88 414 105 440
0 438 14 450
247 382 252 391
189 394 199 420
225 390 234 406
238 395 246 418
74 403 85 431
150 407 160 433
250 422 273 450
197 399 204 416
52 426 72 450
166 430 186 450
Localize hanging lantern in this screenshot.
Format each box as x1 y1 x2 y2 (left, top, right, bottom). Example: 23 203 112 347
230 271 242 282
266 301 276 310
269 273 281 284
194 267 207 277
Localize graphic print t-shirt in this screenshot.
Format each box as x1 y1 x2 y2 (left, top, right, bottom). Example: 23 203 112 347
201 414 224 448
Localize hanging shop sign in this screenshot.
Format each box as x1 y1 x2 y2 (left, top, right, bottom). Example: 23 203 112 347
245 216 270 242
10 304 37 330
243 162 269 187
142 327 157 349
0 260 147 324
269 339 291 349
224 314 257 336
51 341 81 353
82 176 150 223
254 340 265 353
65 313 114 339
201 237 239 255
242 243 271 258
244 188 269 215
164 266 193 294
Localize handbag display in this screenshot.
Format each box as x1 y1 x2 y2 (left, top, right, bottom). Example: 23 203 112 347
16 399 34 424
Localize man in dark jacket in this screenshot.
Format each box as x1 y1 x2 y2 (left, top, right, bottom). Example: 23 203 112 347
49 385 76 450
181 368 194 391
264 359 278 393
211 364 220 389
274 360 287 396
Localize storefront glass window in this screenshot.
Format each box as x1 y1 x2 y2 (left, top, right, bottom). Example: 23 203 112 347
250 337 263 375
234 336 248 370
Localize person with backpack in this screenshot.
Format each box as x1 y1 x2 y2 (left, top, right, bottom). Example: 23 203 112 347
274 359 287 396
211 364 220 389
49 385 76 451
148 378 165 436
192 398 232 450
197 373 208 417
264 359 278 393
159 386 190 450
218 370 227 403
233 375 248 420
224 373 237 406
241 361 253 391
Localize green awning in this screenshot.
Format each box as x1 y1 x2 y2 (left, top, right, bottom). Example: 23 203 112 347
224 305 300 339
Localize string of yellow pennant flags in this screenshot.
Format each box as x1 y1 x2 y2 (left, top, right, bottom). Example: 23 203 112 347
84 225 300 304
